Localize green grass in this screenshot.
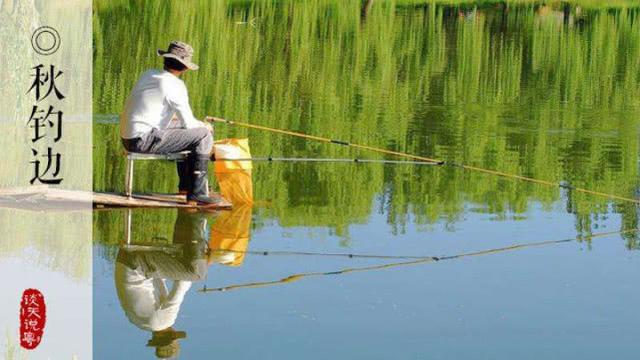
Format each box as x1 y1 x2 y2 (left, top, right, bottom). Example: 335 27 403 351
93 0 640 249
395 0 640 8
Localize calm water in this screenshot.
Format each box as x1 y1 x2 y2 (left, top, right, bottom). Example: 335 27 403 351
93 1 640 359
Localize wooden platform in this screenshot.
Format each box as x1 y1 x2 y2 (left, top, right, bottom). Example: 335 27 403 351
0 186 232 211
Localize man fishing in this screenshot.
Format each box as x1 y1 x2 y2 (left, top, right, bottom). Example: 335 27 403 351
120 40 219 206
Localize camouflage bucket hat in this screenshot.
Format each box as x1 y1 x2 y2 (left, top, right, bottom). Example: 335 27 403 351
157 41 199 70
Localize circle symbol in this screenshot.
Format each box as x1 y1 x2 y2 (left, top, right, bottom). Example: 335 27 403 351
31 26 61 56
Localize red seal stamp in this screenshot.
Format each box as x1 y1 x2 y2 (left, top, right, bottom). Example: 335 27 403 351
19 289 46 350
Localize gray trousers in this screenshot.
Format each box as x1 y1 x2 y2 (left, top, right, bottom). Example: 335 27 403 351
122 127 213 192
121 127 213 156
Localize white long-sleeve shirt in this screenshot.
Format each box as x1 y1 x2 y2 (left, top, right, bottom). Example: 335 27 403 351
115 261 192 332
120 69 205 139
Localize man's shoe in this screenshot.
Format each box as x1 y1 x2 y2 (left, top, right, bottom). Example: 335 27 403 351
187 192 231 208
187 157 231 208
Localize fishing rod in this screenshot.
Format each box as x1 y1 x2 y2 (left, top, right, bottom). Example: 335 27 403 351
206 116 640 205
199 228 639 293
214 157 441 166
206 117 444 165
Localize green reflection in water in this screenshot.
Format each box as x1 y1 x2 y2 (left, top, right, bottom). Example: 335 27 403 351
93 1 640 249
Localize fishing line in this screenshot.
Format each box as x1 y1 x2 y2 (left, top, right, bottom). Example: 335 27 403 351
199 228 639 293
208 248 431 260
207 117 640 205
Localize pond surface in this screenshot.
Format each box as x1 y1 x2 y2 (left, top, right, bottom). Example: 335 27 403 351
93 1 640 359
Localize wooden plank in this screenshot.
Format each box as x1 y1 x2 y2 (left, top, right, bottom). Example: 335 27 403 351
0 187 232 210
94 192 231 209
0 199 90 212
94 192 189 208
0 185 49 196
138 193 187 203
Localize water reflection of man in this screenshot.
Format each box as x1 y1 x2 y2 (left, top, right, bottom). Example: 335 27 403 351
115 209 210 358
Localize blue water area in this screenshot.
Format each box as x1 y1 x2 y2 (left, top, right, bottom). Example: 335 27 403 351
92 1 640 358
93 199 640 359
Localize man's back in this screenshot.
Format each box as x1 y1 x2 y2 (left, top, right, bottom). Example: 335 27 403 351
120 69 196 139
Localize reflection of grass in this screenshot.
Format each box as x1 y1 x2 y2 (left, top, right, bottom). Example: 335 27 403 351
395 0 640 8
94 1 640 248
94 0 640 12
93 208 178 246
4 330 27 360
0 209 91 281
